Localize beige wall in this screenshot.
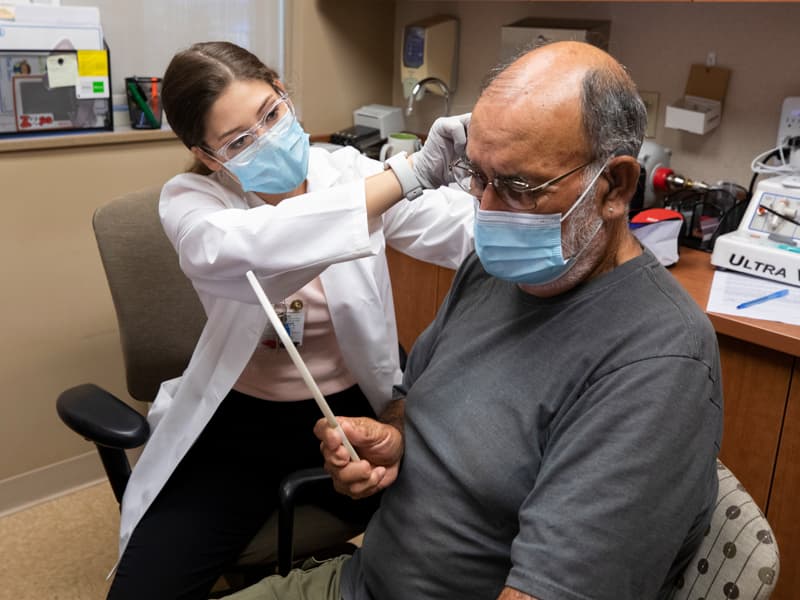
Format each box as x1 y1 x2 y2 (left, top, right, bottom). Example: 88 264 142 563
285 0 396 134
0 138 191 508
395 1 800 188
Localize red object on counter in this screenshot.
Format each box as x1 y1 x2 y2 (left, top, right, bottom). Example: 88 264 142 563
652 167 675 193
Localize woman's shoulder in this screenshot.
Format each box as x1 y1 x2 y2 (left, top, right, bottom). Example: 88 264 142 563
163 169 225 190
161 170 243 203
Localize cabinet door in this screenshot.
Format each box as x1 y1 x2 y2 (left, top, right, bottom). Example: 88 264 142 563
387 248 458 352
765 360 800 600
716 335 792 510
387 248 440 352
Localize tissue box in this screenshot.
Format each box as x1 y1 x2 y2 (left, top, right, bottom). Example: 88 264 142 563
665 95 721 135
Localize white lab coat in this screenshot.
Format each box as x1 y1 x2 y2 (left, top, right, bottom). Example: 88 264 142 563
114 146 475 564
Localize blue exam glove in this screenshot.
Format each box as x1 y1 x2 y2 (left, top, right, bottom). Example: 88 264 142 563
411 113 471 189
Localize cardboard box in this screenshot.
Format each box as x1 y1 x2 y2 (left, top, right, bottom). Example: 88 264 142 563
500 18 610 62
665 64 730 135
665 95 721 135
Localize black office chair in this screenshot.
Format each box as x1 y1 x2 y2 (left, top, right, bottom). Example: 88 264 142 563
56 186 385 590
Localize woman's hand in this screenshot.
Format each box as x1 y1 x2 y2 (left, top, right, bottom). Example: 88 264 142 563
412 113 471 188
314 415 404 499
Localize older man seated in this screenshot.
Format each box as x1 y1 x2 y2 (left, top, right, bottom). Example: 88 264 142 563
224 40 723 600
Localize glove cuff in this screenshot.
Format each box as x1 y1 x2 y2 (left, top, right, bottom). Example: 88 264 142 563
385 152 424 201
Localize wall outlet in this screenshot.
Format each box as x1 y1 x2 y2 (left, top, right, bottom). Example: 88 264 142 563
777 96 800 146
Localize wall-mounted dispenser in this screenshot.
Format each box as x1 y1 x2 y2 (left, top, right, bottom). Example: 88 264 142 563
401 15 458 99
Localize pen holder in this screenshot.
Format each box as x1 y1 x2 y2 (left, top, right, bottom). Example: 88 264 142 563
125 76 163 129
664 183 748 252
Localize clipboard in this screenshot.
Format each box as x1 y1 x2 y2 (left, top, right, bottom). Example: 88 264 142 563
0 48 112 137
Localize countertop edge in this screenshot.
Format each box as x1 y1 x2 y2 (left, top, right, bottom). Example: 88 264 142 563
0 127 179 153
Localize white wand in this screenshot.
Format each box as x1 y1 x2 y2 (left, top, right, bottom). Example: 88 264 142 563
245 271 360 461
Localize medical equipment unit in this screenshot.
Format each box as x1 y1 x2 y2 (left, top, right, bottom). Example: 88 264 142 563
711 97 800 287
329 125 382 153
635 140 673 209
632 140 748 253
401 15 458 101
353 104 405 139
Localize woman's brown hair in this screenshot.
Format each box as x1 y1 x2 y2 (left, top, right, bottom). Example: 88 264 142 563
161 41 280 174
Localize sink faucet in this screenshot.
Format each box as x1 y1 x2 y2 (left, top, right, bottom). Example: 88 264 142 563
406 77 451 117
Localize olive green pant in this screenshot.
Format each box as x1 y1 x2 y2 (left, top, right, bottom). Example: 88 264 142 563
222 555 349 600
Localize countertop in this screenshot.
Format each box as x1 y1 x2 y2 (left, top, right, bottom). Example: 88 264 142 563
670 248 800 357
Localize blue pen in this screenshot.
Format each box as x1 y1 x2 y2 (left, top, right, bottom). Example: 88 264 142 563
736 289 789 310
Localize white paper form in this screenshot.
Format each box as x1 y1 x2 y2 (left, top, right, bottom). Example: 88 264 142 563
707 270 800 326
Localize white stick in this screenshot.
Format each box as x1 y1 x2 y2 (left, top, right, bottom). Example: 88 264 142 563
245 271 360 461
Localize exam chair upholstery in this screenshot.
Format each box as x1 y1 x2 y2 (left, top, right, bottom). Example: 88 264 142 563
56 186 374 582
672 460 780 600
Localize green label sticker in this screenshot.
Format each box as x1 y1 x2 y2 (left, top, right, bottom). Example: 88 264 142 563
93 80 105 93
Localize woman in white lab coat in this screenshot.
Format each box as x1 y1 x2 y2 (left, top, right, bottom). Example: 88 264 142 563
106 42 474 600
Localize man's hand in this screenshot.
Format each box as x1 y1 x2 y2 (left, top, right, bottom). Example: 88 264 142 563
315 416 404 499
497 587 540 600
411 113 471 188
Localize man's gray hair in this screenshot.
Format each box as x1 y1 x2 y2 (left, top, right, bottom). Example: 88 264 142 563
580 67 647 164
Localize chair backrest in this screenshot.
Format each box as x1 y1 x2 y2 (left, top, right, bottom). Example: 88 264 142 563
673 460 780 600
93 186 207 402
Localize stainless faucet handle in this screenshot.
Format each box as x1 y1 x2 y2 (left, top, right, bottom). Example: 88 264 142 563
405 77 452 117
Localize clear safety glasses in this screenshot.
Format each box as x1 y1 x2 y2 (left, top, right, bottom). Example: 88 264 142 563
208 93 294 163
449 157 591 211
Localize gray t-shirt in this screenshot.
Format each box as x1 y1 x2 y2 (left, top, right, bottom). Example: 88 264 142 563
342 250 723 600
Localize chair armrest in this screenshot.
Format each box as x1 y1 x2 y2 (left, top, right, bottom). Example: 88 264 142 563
277 467 335 575
279 467 334 506
57 383 149 449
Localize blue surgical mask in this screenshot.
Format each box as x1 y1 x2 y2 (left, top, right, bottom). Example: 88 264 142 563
474 163 607 285
224 114 310 194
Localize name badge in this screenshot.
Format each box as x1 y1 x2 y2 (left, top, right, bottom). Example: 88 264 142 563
259 299 306 350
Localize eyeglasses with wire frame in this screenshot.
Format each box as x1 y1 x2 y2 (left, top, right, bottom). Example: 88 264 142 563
449 157 592 211
205 93 294 162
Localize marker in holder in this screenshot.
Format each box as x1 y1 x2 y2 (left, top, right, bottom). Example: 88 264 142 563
125 76 162 129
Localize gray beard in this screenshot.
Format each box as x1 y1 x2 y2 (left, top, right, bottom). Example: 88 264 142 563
562 184 603 259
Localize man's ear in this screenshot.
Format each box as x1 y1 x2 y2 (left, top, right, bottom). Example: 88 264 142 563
601 155 640 218
190 146 223 173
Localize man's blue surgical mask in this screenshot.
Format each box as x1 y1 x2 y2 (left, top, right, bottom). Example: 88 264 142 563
224 113 310 194
474 162 607 285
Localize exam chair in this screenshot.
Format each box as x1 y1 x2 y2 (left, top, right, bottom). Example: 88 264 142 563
56 186 386 589
672 460 780 600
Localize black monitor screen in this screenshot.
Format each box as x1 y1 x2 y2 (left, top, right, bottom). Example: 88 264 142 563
18 78 77 120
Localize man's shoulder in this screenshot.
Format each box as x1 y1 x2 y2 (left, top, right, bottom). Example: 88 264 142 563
616 255 719 364
448 252 491 296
